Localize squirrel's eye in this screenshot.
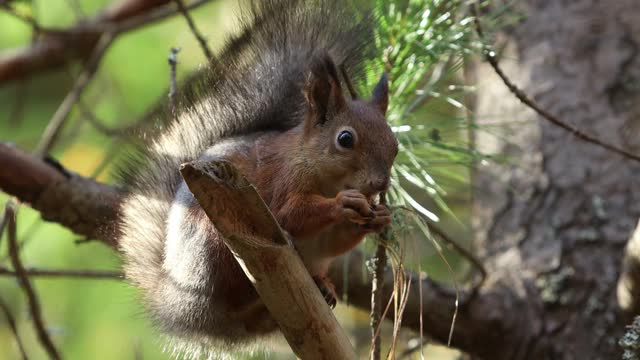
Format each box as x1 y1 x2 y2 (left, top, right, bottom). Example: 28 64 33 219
337 130 355 149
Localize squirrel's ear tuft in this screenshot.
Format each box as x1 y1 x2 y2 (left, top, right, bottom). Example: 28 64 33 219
371 73 389 115
304 54 346 125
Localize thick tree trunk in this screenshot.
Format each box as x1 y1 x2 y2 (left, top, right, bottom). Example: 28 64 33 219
473 0 640 358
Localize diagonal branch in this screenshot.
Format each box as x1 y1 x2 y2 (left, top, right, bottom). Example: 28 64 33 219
34 32 115 157
471 2 640 163
180 160 357 359
173 0 213 60
3 202 61 360
0 295 29 360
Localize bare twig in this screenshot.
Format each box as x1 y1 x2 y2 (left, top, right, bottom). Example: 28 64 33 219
471 2 640 163
370 193 389 360
394 205 487 292
428 222 487 292
173 0 213 60
0 0 213 84
77 100 147 138
65 0 86 20
0 267 123 280
168 47 181 120
113 0 212 34
0 295 29 360
0 3 42 31
9 72 30 129
4 202 61 360
34 32 115 157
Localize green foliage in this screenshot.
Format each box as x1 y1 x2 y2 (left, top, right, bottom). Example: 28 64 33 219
361 0 488 224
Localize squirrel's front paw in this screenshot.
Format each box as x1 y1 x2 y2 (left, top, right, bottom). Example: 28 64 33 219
361 204 392 233
334 189 374 225
313 275 337 309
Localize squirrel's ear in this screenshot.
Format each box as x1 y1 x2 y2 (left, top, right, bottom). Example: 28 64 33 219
371 73 389 115
304 55 346 125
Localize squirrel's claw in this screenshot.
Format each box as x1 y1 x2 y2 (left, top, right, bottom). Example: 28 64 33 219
336 189 376 224
313 276 337 309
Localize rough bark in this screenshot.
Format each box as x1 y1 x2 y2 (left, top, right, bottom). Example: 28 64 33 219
472 0 640 358
0 143 123 246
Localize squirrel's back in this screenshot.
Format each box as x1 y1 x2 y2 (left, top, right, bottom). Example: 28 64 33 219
118 0 376 355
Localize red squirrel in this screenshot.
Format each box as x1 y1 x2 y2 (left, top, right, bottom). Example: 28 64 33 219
118 0 397 356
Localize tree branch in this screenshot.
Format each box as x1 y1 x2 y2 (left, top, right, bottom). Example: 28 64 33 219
180 159 358 360
0 0 212 85
34 32 114 157
0 143 123 246
173 0 213 60
3 202 61 360
0 143 527 359
0 295 29 360
330 250 529 358
0 267 123 280
471 2 640 163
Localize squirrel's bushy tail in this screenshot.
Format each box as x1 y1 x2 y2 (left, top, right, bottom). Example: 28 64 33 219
117 0 376 349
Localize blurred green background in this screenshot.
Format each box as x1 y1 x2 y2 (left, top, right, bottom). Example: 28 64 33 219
0 0 477 358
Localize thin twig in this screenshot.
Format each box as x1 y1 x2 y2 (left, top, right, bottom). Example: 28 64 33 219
9 76 30 128
393 206 460 346
64 0 85 20
4 202 61 360
0 3 42 31
77 100 146 138
113 0 212 34
0 267 123 280
370 193 389 360
34 32 115 157
0 295 29 360
394 205 487 293
173 0 213 60
428 222 487 291
0 0 212 84
471 2 640 163
168 47 181 121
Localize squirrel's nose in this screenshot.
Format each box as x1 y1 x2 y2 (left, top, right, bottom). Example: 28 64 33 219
368 177 390 193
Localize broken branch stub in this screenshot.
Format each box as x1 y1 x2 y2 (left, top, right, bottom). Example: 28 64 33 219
179 159 357 360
